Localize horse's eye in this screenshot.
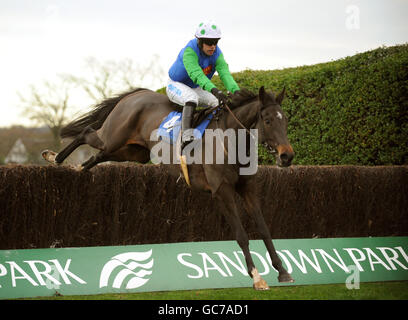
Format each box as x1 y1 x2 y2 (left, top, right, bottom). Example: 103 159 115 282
265 119 271 125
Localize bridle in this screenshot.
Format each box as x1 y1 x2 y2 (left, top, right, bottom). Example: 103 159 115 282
214 101 278 156
213 102 257 140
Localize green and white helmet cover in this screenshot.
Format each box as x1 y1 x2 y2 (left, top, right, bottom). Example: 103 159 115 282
195 21 221 39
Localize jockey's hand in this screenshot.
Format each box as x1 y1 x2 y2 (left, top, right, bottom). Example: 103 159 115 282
211 88 229 106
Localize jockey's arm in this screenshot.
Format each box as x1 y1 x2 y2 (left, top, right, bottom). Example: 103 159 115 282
215 54 240 94
183 47 216 92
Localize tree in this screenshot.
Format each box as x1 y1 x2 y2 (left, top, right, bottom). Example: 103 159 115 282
67 55 165 102
18 55 166 149
18 75 73 149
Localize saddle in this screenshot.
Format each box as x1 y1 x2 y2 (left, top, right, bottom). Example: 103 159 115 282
157 106 220 145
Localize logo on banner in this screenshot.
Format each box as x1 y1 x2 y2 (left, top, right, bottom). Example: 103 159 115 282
99 250 154 289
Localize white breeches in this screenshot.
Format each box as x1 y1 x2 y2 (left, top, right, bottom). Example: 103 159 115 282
166 79 219 107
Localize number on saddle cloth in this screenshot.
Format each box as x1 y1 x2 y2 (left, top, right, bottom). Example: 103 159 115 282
157 110 215 145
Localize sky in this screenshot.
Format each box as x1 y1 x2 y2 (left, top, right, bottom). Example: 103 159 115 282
0 0 407 127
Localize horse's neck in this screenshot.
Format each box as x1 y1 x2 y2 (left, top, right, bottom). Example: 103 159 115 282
226 101 258 130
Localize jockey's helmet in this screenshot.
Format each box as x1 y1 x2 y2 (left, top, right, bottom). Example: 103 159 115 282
195 21 221 39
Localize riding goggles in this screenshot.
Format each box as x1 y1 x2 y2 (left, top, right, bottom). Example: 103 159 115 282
202 38 219 46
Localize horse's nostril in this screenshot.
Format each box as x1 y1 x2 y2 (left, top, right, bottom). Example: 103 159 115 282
280 153 289 162
280 152 293 164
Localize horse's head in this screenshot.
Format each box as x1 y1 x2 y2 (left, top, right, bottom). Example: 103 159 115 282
257 86 294 167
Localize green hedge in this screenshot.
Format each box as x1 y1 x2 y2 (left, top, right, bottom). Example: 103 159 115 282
211 44 408 165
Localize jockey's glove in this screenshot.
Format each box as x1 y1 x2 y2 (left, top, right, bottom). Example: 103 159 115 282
211 88 229 106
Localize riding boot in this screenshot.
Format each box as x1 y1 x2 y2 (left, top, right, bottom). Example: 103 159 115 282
181 101 196 151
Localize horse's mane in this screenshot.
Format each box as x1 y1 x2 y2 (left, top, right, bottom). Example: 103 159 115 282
187 88 255 126
190 88 258 126
228 88 258 109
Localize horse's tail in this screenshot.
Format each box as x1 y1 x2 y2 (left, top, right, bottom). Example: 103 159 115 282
60 88 147 139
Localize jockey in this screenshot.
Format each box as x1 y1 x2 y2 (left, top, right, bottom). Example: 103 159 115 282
166 20 240 150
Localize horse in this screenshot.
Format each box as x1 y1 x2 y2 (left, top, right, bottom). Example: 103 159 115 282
42 86 295 290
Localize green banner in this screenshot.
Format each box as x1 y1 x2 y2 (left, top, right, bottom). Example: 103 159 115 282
1 237 407 299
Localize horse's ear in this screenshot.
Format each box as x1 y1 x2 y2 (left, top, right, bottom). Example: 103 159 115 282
259 86 266 105
276 86 286 105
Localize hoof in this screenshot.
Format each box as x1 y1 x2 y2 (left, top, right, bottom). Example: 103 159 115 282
253 278 270 291
41 150 58 164
251 267 270 290
278 273 295 283
69 164 83 172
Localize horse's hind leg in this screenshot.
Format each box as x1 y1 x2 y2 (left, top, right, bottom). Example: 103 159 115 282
81 151 107 170
214 182 269 290
57 126 105 163
42 126 104 164
81 144 150 170
54 138 85 164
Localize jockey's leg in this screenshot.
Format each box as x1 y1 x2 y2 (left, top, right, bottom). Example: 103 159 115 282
181 101 196 151
194 86 219 108
166 79 198 106
166 80 199 151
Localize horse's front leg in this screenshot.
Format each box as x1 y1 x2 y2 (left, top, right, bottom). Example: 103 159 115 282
237 179 294 283
214 182 269 290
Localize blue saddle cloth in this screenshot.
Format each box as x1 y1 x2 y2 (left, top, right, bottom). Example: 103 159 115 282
157 110 216 144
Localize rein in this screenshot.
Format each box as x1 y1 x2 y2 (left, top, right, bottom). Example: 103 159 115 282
217 103 257 140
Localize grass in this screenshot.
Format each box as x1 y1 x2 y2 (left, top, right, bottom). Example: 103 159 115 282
25 281 408 300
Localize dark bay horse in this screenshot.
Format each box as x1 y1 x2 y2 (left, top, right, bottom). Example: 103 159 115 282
42 87 295 289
